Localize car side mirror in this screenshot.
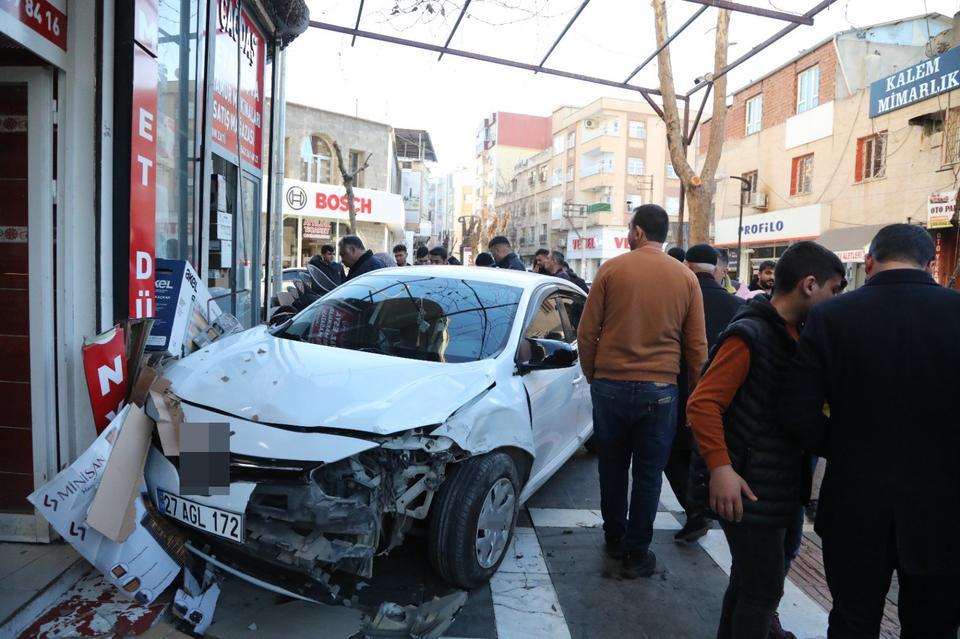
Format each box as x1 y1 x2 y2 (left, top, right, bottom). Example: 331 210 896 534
518 338 577 373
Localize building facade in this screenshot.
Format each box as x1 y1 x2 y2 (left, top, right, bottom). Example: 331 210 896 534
396 128 438 247
0 0 308 541
277 103 404 266
475 111 553 219
699 13 959 289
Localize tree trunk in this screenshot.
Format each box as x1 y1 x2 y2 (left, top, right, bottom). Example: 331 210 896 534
652 0 730 246
332 141 372 240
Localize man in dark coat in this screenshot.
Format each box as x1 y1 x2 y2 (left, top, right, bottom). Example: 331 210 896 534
488 236 526 271
308 244 346 286
781 224 960 638
338 235 386 281
667 244 743 543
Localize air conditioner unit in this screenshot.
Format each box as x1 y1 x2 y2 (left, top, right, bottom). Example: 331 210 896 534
584 119 597 129
751 193 768 209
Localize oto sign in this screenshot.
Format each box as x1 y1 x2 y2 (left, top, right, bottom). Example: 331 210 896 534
927 191 956 229
81 326 128 434
211 0 265 169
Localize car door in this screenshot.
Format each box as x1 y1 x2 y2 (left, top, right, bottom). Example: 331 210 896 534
557 290 591 443
519 289 580 478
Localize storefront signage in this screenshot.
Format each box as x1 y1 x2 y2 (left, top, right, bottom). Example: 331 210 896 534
933 229 944 282
211 0 265 170
870 47 960 118
302 220 332 239
566 226 630 260
927 191 956 229
128 11 159 320
0 0 67 67
282 179 405 228
714 206 822 247
81 326 128 434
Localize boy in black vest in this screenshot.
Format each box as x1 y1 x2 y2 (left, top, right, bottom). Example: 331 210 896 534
687 242 845 639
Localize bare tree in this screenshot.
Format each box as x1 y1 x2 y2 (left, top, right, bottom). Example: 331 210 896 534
652 0 730 246
333 141 372 239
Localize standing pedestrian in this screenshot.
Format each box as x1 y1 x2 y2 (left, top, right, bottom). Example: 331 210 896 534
666 244 743 543
750 260 776 293
577 205 708 579
542 251 572 281
533 248 550 273
474 252 495 267
429 246 458 265
687 241 845 639
393 244 410 266
338 236 386 281
488 236 526 271
781 224 960 638
414 246 431 265
561 260 590 293
308 244 345 286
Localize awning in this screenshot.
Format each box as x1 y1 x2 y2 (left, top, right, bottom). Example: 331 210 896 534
816 224 888 263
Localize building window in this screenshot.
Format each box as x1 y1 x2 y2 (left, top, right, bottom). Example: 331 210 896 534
665 196 680 215
745 94 763 135
298 135 334 183
629 120 647 139
790 154 814 195
741 170 758 205
567 131 576 149
551 168 562 186
855 133 887 182
553 134 564 155
566 166 574 182
797 65 820 114
349 150 366 187
666 164 679 179
945 108 960 165
627 158 645 175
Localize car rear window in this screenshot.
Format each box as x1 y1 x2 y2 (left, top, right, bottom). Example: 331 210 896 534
274 275 523 363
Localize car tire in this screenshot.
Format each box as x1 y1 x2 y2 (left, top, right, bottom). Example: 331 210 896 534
428 452 520 589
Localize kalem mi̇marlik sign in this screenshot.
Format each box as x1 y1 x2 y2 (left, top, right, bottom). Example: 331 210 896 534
870 47 960 118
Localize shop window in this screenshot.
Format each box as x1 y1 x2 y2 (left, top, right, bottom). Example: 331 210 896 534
746 94 763 135
790 154 814 196
349 150 366 187
155 0 201 262
741 170 758 205
797 65 820 114
299 135 334 183
855 133 887 182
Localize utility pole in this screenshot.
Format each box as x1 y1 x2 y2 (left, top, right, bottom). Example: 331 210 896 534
728 175 752 279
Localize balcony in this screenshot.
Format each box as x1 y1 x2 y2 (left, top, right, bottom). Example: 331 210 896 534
580 160 614 178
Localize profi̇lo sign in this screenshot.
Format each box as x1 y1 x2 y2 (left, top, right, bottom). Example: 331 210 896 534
870 47 960 118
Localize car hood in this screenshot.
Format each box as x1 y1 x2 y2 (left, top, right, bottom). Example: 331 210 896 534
165 326 499 435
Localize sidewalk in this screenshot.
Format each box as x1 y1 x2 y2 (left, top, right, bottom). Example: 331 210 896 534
0 542 89 636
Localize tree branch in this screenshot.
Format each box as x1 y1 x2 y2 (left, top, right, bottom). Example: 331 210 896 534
652 0 695 186
699 8 730 182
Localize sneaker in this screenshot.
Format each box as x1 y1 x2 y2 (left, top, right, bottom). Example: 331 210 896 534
673 514 709 543
768 612 797 639
621 550 656 579
604 535 623 560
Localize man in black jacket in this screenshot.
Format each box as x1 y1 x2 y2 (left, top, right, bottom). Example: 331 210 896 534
781 224 960 638
338 236 386 281
308 244 345 286
667 244 743 543
488 236 526 271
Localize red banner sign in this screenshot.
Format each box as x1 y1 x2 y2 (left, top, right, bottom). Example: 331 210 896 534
82 326 128 434
212 0 265 169
129 45 158 319
0 0 67 51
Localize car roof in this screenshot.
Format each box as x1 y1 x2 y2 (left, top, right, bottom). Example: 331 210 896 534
368 265 580 293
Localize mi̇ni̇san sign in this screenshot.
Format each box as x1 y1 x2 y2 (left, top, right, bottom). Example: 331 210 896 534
870 47 960 118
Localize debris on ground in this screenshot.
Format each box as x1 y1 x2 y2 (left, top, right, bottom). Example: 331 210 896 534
362 591 467 639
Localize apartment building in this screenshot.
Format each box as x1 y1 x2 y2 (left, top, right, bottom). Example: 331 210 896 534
397 128 439 245
475 112 553 218
495 97 683 279
698 13 959 288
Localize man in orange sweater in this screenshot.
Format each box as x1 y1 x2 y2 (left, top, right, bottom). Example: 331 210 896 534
578 205 708 579
687 242 845 639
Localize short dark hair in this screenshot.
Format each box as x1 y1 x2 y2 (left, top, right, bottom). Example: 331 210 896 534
321 244 335 254
534 248 550 257
867 223 935 266
475 252 495 266
393 244 407 253
488 235 511 249
429 246 449 259
667 247 686 262
758 260 777 273
550 250 565 263
773 241 845 296
716 248 730 265
339 235 364 251
415 246 429 258
630 205 669 243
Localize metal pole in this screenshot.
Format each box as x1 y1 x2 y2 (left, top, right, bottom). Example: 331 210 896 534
680 0 814 24
438 0 472 61
536 0 592 72
624 5 708 83
728 176 751 279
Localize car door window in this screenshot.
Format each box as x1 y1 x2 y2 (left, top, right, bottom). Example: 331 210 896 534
523 294 565 341
557 294 586 344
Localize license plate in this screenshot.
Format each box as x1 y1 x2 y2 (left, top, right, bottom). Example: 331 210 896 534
157 489 244 543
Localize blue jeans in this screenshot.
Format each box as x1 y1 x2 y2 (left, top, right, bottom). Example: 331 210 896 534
591 379 678 555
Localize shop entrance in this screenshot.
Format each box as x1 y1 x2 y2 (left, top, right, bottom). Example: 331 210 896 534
0 66 58 542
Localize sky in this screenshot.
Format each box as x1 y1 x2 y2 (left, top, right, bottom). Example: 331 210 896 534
282 0 960 173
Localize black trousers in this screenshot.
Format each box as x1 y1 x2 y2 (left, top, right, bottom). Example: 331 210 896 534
823 528 960 638
717 520 786 639
663 445 700 517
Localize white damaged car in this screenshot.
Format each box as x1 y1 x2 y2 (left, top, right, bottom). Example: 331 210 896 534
146 266 592 594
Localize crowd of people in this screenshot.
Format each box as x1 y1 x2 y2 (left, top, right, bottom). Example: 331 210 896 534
578 204 960 639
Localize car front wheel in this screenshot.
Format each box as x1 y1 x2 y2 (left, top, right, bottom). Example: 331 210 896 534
428 452 520 589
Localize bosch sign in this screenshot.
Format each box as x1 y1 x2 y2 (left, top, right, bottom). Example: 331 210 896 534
282 179 405 228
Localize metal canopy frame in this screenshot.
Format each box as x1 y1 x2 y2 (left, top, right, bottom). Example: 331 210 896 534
311 0 835 144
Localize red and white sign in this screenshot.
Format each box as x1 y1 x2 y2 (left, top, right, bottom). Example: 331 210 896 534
129 45 158 319
571 237 597 250
134 0 158 56
302 219 332 239
0 0 66 50
282 179 405 228
927 191 956 230
82 326 128 434
211 0 265 169
566 226 631 260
